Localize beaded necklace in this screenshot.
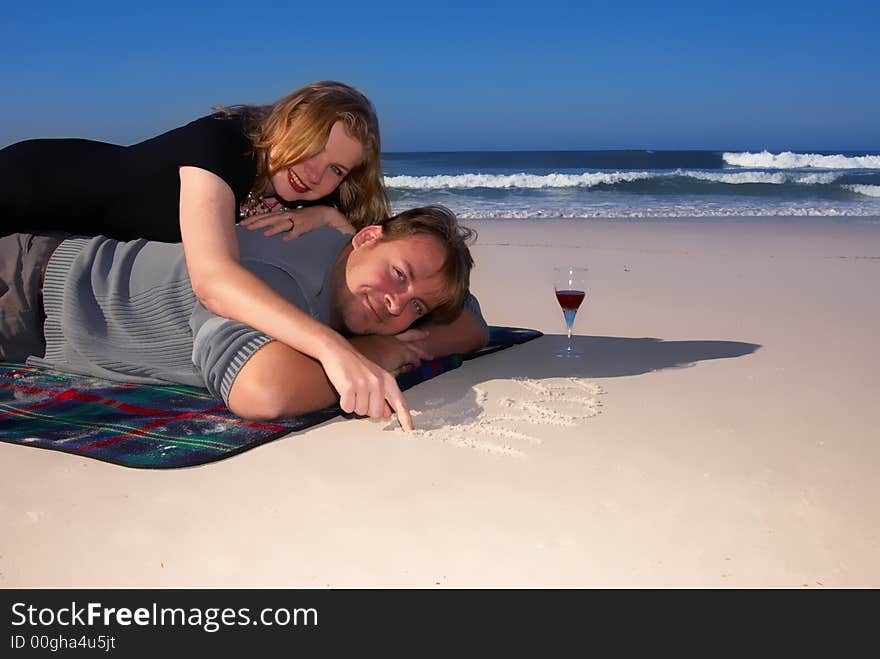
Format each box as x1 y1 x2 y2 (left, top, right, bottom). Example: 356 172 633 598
239 192 292 219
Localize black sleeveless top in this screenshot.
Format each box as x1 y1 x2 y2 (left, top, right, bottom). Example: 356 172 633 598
0 114 257 243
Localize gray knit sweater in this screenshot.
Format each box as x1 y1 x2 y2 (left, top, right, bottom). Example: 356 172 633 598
29 226 487 405
30 226 349 404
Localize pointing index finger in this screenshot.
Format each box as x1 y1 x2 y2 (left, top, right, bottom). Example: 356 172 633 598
387 391 414 432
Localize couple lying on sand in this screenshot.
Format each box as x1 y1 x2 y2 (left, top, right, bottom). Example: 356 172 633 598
0 206 482 431
0 81 487 430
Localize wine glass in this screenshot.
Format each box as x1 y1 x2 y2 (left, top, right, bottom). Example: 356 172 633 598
553 266 587 357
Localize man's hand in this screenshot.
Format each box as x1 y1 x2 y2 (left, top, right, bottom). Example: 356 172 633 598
349 330 434 375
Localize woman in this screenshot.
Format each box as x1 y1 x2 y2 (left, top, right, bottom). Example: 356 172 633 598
0 81 487 428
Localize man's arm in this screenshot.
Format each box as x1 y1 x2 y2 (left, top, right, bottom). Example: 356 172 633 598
227 334 426 429
226 303 489 421
345 306 489 378
419 309 488 356
417 293 490 356
226 340 338 421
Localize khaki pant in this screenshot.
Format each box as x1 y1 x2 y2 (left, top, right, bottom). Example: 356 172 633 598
0 232 66 362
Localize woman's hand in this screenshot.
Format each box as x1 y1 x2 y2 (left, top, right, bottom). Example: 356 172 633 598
348 329 434 375
318 339 415 431
240 205 355 240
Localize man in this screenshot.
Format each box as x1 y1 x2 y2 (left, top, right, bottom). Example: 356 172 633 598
0 206 484 430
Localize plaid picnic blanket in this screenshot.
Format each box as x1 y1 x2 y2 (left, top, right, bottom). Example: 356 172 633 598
0 327 541 469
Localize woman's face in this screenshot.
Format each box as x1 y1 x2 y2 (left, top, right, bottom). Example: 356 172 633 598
269 121 364 202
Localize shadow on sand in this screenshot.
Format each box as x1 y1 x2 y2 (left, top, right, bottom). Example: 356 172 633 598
383 334 761 436
474 333 762 380
375 333 762 435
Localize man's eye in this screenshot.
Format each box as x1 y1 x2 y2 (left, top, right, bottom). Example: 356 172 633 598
412 300 424 315
394 268 405 281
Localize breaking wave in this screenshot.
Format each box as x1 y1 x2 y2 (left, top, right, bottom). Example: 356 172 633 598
723 151 880 170
384 169 846 190
843 184 880 197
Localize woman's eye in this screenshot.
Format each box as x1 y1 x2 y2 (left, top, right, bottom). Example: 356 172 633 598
331 165 344 177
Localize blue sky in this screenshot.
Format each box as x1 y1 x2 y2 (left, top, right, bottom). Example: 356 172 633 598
2 0 877 151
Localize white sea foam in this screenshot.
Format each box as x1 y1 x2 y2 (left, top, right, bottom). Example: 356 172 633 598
683 170 841 185
446 207 880 219
723 151 880 170
384 169 844 190
385 171 655 189
844 184 880 197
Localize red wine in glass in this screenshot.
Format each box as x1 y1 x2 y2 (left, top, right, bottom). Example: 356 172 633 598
555 289 586 312
553 267 588 357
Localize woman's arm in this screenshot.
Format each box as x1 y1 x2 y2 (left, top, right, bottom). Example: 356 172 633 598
178 166 414 430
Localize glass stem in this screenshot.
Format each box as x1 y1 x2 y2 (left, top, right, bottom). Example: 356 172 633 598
563 310 576 350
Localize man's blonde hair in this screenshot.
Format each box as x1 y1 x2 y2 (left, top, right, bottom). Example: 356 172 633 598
376 205 475 324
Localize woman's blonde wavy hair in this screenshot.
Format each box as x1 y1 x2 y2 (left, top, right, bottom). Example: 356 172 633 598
219 81 389 228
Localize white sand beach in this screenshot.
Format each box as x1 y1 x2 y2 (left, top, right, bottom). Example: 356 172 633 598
2 218 879 588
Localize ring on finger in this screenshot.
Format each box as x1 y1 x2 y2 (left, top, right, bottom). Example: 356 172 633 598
287 218 295 232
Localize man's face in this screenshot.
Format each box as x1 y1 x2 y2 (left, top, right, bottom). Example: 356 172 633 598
335 227 449 335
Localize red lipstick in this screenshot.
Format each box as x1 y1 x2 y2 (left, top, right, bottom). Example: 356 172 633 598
287 168 311 194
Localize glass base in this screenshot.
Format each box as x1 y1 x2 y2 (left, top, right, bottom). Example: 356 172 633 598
553 344 583 358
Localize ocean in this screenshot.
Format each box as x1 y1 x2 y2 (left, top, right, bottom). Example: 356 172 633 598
381 150 880 221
